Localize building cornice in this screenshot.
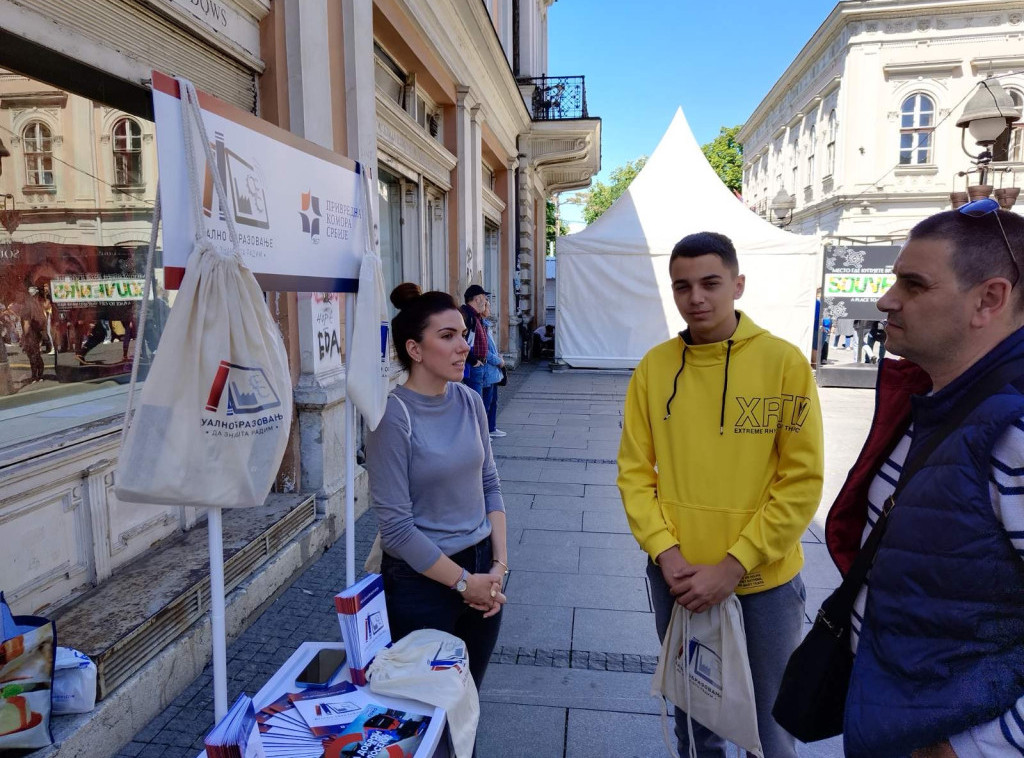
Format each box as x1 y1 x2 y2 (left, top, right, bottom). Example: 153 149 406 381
883 59 962 77
376 91 457 189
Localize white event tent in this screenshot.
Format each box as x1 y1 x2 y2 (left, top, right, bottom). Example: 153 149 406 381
555 108 822 369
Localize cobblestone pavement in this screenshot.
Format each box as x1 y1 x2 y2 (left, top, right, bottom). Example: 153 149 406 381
115 361 867 757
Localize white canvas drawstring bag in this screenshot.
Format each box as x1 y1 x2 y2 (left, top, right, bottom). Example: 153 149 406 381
367 629 479 758
346 170 391 431
652 597 763 758
115 78 292 508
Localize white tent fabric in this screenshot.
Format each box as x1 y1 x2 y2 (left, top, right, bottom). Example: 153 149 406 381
555 108 822 369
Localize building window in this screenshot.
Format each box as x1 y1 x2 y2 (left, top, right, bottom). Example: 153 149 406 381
373 42 406 109
826 110 837 176
899 93 934 165
112 117 143 186
993 89 1024 163
23 121 54 186
806 125 816 187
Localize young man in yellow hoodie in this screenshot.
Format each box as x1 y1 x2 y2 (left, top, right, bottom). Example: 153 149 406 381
617 231 823 758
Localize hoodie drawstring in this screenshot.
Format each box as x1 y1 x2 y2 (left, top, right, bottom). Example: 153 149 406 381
663 346 687 420
664 338 733 433
720 340 734 435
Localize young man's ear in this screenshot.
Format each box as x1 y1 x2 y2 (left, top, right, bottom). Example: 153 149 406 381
734 273 746 300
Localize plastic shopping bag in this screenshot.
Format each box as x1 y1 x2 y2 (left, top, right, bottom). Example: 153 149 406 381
367 629 479 758
651 596 762 758
52 647 97 714
115 78 292 508
0 592 55 750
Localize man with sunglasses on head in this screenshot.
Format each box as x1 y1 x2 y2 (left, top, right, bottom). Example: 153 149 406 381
618 231 824 758
827 200 1024 758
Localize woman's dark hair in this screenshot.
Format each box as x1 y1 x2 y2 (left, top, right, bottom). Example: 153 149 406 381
390 283 460 370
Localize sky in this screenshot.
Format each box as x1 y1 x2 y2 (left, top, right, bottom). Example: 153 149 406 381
547 0 841 228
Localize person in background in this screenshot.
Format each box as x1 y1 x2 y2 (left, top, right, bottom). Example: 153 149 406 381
18 285 47 384
479 298 506 438
618 231 823 758
459 284 491 397
366 282 508 694
826 203 1024 758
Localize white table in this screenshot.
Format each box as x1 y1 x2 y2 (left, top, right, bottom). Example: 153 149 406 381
197 641 448 757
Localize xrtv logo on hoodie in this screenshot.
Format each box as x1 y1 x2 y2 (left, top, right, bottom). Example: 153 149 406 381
733 394 811 434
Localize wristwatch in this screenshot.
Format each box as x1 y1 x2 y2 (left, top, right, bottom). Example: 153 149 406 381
451 568 469 593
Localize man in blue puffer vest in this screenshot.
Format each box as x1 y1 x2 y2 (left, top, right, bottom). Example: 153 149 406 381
826 202 1024 758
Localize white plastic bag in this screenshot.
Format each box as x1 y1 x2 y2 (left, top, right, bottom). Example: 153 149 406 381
652 596 762 758
115 78 292 508
367 629 479 758
52 648 96 715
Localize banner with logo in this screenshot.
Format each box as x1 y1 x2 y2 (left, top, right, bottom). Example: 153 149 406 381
821 244 900 322
151 71 363 293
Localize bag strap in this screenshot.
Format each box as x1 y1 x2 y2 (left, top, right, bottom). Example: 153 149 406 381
390 393 412 441
822 356 1024 629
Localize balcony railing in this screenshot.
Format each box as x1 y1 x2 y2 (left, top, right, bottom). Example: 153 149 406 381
520 75 588 120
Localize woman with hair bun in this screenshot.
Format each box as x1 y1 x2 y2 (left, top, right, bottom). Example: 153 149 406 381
365 282 508 691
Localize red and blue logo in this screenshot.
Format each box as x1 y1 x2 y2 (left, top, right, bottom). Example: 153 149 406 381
205 360 282 415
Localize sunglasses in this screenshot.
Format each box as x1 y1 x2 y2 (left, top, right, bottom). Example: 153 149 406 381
958 197 1021 285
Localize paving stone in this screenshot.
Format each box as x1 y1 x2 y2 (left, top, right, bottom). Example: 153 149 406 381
480 663 660 714
582 508 631 533
578 546 648 578
506 542 580 574
477 702 566 758
801 542 842 589
510 571 650 611
532 494 623 512
566 709 666 758
512 509 583 531
522 528 639 551
501 480 586 496
537 466 616 485
584 484 620 498
572 608 661 656
493 446 551 458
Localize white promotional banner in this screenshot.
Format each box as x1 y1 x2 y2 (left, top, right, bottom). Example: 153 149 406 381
151 71 363 292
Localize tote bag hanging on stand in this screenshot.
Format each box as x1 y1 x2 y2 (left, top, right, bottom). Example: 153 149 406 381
115 78 292 508
652 596 762 758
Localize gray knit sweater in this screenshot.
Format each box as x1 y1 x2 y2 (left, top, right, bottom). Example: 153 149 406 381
365 382 504 572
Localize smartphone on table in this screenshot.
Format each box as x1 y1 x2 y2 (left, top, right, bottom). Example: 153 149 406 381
295 648 347 689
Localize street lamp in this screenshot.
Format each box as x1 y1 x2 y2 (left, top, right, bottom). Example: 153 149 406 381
952 78 1022 208
770 187 795 227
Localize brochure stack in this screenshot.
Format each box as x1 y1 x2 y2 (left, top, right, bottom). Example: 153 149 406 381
334 574 391 685
204 694 263 758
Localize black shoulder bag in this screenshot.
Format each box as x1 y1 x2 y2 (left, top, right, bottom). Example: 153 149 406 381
772 359 1024 743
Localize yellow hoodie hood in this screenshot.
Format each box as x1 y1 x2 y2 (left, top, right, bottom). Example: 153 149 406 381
617 312 823 593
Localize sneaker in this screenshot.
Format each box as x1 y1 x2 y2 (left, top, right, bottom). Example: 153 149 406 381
489 429 507 438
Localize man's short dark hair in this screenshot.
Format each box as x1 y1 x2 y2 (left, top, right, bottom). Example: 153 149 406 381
670 231 739 275
909 209 1024 308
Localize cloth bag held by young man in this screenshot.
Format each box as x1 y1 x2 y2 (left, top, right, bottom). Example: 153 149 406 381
115 78 291 508
652 596 762 758
0 592 55 750
367 629 479 758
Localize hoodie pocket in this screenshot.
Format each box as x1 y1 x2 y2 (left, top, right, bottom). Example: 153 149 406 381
658 498 761 566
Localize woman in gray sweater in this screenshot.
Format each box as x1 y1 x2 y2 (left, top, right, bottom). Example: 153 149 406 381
365 283 508 689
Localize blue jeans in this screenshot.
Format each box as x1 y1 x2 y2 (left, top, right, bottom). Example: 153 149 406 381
381 539 502 690
648 562 805 758
463 366 485 397
481 384 498 432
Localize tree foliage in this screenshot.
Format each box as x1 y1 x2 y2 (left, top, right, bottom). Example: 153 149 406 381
701 125 744 194
546 199 568 253
574 156 648 226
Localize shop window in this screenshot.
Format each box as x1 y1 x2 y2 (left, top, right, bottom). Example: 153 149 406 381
112 117 143 186
899 93 934 165
22 121 54 186
0 70 169 453
377 169 403 299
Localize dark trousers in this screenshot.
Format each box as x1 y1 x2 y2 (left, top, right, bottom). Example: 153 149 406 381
481 384 498 432
22 330 44 380
381 539 502 690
